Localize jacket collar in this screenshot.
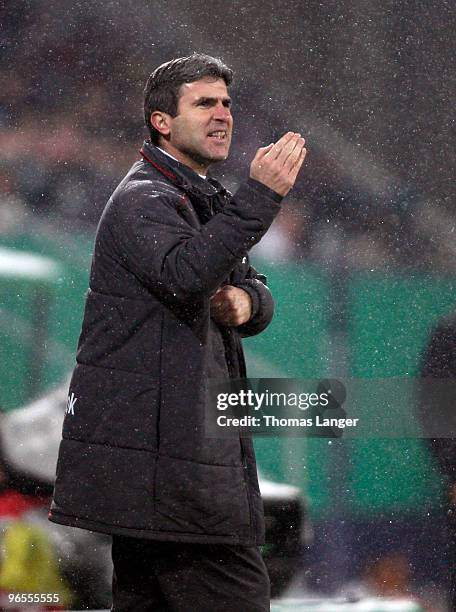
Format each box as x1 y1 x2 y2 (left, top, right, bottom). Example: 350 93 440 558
139 140 229 199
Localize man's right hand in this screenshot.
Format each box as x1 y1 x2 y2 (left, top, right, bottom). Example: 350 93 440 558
249 132 307 197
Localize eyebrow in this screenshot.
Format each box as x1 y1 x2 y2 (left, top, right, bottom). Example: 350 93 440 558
193 96 232 106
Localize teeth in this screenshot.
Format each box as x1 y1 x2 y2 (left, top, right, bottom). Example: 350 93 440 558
209 131 226 138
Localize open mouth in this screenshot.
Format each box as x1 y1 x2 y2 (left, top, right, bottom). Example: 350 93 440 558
208 131 227 140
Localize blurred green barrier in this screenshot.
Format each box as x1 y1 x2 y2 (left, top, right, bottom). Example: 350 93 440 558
0 229 92 410
346 272 456 513
245 261 331 514
0 247 61 410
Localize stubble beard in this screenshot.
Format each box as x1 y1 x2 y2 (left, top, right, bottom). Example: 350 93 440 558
181 139 230 171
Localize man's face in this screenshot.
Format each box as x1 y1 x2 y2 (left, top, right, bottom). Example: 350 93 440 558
157 77 233 174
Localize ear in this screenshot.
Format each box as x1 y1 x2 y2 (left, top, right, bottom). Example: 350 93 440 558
151 111 172 137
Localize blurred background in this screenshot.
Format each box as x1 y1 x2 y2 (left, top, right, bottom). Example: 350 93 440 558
1 0 455 610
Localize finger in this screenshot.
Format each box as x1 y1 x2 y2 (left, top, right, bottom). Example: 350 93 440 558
283 138 306 171
213 285 232 296
214 285 233 299
210 287 223 299
254 143 274 159
210 294 225 311
288 147 307 183
211 291 232 315
278 134 305 165
214 308 236 325
292 147 307 172
275 131 297 147
267 132 296 160
275 133 304 166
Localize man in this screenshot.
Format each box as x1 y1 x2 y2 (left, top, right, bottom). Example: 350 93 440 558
419 312 456 610
49 53 306 611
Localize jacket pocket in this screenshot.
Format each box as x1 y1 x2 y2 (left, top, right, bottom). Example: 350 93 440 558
63 364 159 451
53 438 157 530
155 455 250 536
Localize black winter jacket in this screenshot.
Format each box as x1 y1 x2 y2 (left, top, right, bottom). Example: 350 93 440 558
49 142 282 545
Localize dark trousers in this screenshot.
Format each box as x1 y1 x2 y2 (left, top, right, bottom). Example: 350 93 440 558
111 535 270 612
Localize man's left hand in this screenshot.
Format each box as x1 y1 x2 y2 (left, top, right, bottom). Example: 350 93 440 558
210 285 252 327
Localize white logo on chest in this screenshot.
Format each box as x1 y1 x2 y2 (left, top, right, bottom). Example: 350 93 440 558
66 392 78 415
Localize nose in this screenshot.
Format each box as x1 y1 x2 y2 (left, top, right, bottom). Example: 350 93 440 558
213 102 231 122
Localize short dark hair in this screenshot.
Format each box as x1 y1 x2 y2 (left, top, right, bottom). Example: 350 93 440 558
144 53 233 144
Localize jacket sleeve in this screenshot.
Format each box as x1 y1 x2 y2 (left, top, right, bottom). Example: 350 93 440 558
111 178 282 304
234 266 274 337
